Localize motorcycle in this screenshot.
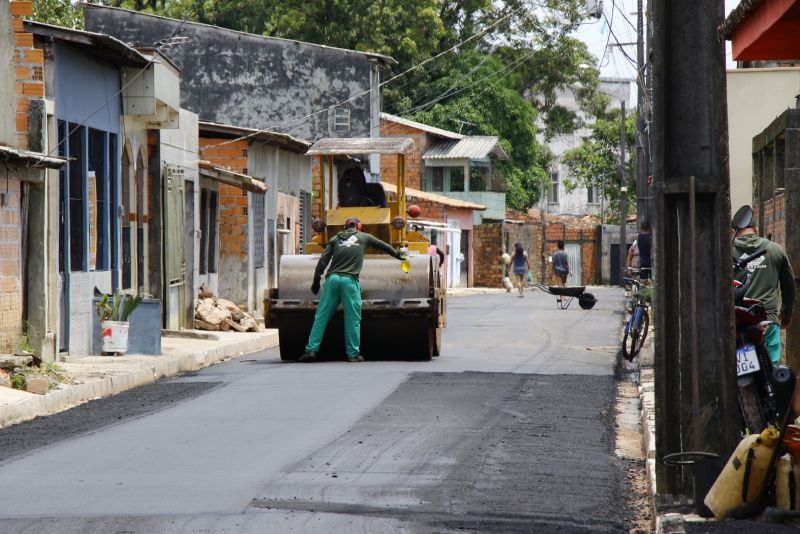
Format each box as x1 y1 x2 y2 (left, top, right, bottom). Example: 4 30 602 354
733 248 795 433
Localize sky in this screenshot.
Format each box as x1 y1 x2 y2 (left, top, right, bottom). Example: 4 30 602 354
574 0 739 82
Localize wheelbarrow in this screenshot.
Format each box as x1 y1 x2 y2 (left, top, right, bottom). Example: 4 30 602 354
533 284 597 310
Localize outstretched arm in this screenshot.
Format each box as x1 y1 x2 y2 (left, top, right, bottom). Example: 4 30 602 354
368 235 402 259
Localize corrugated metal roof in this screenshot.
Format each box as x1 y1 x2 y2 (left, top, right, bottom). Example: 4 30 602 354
719 0 763 40
381 113 465 140
0 145 66 169
381 182 486 211
423 136 509 161
306 137 415 156
199 121 311 153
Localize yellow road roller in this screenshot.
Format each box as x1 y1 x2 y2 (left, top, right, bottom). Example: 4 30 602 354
265 137 446 361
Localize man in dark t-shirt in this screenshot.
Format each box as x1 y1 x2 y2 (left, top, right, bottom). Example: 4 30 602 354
299 217 405 363
637 222 652 282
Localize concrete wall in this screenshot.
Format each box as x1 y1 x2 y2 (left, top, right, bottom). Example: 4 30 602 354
727 68 800 211
84 5 374 142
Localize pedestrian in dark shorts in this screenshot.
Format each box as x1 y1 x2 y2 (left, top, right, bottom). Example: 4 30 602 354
637 222 652 283
550 240 570 302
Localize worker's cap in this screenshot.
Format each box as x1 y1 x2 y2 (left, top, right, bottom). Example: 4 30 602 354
731 205 754 230
344 217 362 229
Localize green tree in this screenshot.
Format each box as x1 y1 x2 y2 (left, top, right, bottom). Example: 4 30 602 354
561 107 637 221
31 0 84 28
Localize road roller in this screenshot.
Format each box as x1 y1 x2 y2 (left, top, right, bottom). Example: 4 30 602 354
265 137 446 361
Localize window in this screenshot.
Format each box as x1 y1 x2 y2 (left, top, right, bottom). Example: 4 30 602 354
121 145 133 289
199 188 219 275
587 183 598 204
549 171 559 204
58 120 66 273
109 134 118 276
333 107 350 132
449 167 464 192
430 167 444 192
88 128 108 271
68 123 85 271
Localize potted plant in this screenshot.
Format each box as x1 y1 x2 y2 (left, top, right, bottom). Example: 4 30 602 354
95 290 143 355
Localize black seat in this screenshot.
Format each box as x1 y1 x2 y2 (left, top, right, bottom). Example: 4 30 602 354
338 167 370 207
364 182 387 208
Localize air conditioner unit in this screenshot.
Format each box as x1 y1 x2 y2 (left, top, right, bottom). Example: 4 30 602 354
586 0 604 19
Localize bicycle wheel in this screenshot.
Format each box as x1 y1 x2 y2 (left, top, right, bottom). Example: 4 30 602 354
622 323 640 361
633 309 649 354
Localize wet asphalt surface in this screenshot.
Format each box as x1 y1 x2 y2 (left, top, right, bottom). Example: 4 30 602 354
0 287 635 533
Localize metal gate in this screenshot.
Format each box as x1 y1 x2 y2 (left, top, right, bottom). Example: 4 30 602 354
164 166 186 330
565 243 582 286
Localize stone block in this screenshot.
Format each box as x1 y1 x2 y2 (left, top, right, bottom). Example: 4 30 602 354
25 375 50 395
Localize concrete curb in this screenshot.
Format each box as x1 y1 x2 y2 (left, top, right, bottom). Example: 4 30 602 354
0 331 278 429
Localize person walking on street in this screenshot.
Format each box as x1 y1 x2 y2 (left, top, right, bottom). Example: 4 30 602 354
511 243 530 298
637 222 653 283
626 239 640 276
732 205 795 366
550 240 570 304
299 217 407 363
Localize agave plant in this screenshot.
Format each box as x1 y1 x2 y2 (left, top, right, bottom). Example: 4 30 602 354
96 290 144 322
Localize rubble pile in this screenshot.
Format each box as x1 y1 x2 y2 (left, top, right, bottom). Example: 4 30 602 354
195 296 262 333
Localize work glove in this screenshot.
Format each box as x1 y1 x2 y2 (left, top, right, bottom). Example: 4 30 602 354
311 279 320 295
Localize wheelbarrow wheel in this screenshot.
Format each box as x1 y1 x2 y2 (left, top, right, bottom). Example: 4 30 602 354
578 292 597 310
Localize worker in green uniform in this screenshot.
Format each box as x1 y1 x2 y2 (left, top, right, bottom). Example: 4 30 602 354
733 205 795 365
300 217 407 363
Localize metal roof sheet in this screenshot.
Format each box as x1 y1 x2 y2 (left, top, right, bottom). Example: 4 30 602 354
306 137 415 156
199 121 311 153
381 182 486 211
198 161 267 194
0 146 66 169
423 136 510 161
380 113 465 140
24 20 150 67
719 0 764 40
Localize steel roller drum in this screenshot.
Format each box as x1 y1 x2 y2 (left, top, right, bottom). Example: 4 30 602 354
271 254 438 361
277 254 431 301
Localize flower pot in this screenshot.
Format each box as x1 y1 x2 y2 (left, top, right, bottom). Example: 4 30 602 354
101 320 129 354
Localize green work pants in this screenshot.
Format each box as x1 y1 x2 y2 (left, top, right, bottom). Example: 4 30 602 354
305 273 362 357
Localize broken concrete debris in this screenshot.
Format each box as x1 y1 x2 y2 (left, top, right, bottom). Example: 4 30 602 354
194 296 262 333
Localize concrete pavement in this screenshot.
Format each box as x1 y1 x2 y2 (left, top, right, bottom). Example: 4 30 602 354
0 330 278 428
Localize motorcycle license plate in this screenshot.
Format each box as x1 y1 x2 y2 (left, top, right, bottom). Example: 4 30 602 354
736 345 761 376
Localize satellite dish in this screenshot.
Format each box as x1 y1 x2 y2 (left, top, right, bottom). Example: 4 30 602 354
732 205 754 230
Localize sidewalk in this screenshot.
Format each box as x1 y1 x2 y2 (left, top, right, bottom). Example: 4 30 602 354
0 330 278 429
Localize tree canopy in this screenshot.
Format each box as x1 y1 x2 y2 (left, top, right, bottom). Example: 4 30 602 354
36 0 607 210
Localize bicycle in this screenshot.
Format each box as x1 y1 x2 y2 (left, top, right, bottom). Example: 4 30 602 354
622 273 650 361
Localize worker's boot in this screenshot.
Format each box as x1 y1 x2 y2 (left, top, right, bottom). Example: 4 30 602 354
299 350 317 363
347 354 364 362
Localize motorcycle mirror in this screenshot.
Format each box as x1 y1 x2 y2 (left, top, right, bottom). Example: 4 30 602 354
732 205 754 230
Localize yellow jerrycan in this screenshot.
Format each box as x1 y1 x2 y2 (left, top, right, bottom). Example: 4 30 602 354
704 427 780 518
776 454 800 510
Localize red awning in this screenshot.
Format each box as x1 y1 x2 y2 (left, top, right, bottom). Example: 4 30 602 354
725 0 800 61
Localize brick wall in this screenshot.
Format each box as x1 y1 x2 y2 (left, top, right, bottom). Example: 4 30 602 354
0 173 22 352
12 0 44 151
380 120 430 190
472 218 601 288
200 138 249 261
763 194 786 247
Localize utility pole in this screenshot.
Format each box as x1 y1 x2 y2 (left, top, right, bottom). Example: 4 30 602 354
635 0 651 227
619 100 627 286
651 0 739 499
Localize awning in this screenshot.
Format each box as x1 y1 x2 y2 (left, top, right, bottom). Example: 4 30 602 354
720 0 800 61
0 145 66 169
198 161 267 194
306 137 415 156
199 121 311 154
423 136 509 162
382 182 486 211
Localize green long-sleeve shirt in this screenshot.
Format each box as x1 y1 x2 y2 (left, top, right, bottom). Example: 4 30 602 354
733 233 795 323
314 229 399 282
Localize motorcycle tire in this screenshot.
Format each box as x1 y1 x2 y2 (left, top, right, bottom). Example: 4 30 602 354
738 379 767 434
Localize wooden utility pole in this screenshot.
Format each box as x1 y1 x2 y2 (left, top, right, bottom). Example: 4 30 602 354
651 0 739 498
619 100 628 285
636 0 652 227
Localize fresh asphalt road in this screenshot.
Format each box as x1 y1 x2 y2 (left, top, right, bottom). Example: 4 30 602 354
0 286 631 533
